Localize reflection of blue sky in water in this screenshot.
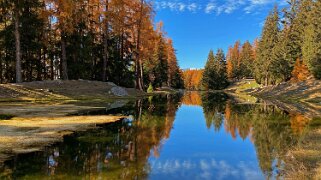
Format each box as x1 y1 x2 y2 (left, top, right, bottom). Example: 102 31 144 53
148 105 264 180
149 159 262 180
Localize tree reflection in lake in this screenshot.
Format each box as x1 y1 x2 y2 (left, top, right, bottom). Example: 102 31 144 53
201 92 310 178
0 92 313 179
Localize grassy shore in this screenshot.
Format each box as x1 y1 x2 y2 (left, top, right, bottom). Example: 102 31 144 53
0 80 142 165
225 79 260 103
0 115 124 164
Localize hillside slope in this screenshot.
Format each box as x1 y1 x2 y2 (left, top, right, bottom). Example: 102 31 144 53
0 80 146 102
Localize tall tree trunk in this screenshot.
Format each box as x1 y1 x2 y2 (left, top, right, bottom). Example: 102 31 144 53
139 61 144 88
121 30 124 61
29 57 33 81
50 57 54 80
0 52 2 84
48 11 54 80
102 1 109 82
37 48 42 80
61 35 68 80
265 74 268 86
167 72 171 87
3 19 7 83
14 4 22 83
43 47 47 80
135 0 144 91
135 58 140 89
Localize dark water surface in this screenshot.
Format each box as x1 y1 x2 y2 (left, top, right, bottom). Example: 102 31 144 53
0 92 312 179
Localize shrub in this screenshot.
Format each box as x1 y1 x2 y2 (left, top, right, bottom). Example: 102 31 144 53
147 83 154 93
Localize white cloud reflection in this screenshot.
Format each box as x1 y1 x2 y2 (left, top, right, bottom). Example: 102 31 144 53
149 158 263 180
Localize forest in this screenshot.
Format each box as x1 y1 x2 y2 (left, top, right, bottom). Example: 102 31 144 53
1 0 321 92
186 0 321 90
0 0 183 90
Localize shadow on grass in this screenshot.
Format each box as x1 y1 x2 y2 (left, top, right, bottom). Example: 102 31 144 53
0 114 14 120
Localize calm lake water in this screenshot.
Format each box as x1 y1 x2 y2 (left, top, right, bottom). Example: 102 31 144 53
0 92 311 179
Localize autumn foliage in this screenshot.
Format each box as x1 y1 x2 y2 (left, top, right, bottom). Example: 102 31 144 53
181 91 202 106
290 113 310 135
0 0 183 90
226 40 256 80
291 59 310 82
182 69 203 90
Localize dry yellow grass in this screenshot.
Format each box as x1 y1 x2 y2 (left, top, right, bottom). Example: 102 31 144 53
0 103 109 117
0 115 124 164
284 127 321 179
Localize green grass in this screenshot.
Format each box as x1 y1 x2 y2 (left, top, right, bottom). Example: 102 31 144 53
0 114 15 120
310 117 321 127
227 80 260 94
236 80 260 92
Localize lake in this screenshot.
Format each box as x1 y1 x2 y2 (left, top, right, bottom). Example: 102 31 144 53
0 92 312 179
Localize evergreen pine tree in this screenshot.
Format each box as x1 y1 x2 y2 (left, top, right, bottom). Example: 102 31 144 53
153 34 168 87
282 0 302 66
255 6 280 86
215 49 229 89
302 0 321 79
202 49 229 90
202 50 215 90
271 27 292 83
239 41 255 78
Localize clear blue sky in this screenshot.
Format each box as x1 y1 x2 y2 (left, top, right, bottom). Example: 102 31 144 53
153 0 288 69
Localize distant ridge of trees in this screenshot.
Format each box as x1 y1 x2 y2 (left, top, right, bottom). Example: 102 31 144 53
0 0 183 90
182 69 203 90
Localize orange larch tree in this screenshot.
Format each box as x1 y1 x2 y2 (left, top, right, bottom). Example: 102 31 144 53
182 69 203 90
291 58 310 82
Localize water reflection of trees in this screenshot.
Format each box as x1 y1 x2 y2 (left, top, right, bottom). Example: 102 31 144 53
0 92 312 179
201 92 228 130
181 91 202 106
201 93 310 178
1 94 182 179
